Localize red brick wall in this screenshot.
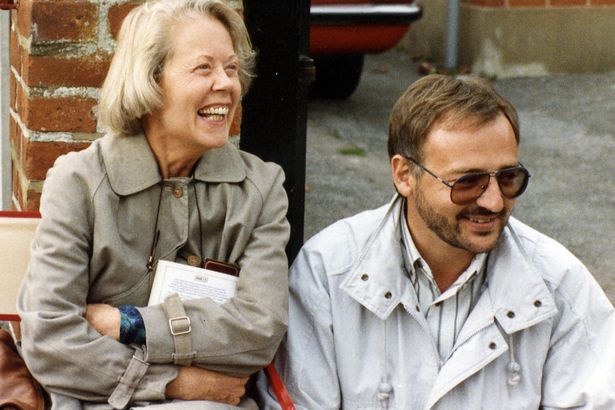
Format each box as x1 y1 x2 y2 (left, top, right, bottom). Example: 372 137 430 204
462 0 615 6
9 0 243 211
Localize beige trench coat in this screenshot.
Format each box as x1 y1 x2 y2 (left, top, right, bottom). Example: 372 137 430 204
17 133 290 408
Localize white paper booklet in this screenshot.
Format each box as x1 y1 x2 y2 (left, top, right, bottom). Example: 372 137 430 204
148 260 238 306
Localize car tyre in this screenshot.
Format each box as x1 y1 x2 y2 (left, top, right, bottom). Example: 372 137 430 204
310 54 364 99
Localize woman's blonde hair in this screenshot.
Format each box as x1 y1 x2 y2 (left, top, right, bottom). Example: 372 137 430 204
97 0 256 137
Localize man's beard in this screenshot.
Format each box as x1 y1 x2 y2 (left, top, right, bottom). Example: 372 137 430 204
414 188 510 254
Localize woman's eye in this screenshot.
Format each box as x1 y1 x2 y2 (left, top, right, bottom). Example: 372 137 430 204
196 64 211 71
225 64 239 74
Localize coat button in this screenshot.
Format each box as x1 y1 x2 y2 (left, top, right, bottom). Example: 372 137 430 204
361 273 369 281
384 291 392 299
507 311 515 318
187 255 201 266
489 342 497 350
534 300 542 307
172 185 183 198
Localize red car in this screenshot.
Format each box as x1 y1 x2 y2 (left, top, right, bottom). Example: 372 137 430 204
310 0 422 98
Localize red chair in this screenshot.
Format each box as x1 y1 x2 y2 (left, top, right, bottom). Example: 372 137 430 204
265 363 295 409
0 211 41 327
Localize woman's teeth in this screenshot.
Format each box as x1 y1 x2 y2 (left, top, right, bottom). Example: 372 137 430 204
198 106 228 119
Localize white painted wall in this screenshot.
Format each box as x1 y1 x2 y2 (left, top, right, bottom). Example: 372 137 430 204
0 11 11 210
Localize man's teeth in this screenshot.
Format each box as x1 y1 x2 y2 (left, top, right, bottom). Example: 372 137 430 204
468 216 495 224
198 106 229 118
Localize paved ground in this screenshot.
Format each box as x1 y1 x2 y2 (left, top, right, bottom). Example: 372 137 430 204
304 50 615 302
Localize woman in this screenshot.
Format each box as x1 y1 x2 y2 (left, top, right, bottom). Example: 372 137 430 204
17 1 290 408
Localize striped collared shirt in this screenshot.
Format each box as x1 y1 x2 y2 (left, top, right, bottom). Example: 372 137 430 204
400 206 488 362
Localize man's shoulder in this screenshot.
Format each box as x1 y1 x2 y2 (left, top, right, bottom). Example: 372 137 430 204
296 202 391 276
507 218 585 271
506 217 599 296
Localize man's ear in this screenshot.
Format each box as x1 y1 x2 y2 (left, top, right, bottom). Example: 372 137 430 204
391 154 414 197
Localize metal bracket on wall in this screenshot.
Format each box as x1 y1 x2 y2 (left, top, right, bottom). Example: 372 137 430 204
298 55 316 84
0 0 17 10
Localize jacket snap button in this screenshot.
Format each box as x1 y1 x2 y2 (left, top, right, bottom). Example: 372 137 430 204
415 305 420 312
173 185 183 198
507 311 515 318
534 300 542 307
384 291 392 299
489 342 497 350
361 274 369 281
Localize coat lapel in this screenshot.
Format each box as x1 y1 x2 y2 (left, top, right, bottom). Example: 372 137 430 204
427 219 559 408
487 220 558 334
100 133 161 195
100 134 246 196
340 196 410 320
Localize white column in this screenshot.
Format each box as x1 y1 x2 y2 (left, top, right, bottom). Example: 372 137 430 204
445 0 459 71
0 11 11 210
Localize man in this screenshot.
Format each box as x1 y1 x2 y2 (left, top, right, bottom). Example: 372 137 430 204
258 75 615 409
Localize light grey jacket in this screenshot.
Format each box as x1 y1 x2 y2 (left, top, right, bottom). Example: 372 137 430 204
258 195 615 409
17 133 290 408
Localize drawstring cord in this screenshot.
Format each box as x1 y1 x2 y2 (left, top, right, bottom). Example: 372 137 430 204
495 321 522 386
507 333 521 385
378 320 392 409
192 183 205 263
147 183 164 287
147 180 204 280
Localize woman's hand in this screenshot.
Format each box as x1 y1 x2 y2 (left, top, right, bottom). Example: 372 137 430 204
85 304 120 341
165 366 248 405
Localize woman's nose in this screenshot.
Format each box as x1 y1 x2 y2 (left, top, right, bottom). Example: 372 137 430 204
212 67 233 90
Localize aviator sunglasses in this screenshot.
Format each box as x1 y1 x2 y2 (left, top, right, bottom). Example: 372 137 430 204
404 156 531 205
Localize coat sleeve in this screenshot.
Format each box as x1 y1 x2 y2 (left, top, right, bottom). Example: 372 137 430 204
139 164 291 376
256 241 343 410
540 261 615 409
17 154 178 403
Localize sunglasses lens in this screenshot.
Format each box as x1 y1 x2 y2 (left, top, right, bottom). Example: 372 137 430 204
450 167 529 205
451 173 491 205
497 168 529 199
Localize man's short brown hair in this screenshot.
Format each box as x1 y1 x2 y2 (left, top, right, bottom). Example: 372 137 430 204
388 74 519 162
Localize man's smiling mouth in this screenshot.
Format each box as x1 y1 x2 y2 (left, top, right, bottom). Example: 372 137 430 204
465 215 498 224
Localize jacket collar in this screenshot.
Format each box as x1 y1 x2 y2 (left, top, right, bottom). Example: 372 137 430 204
100 133 246 195
341 195 558 330
341 195 409 320
485 221 558 334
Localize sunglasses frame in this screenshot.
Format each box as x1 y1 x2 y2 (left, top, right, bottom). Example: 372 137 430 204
403 156 530 205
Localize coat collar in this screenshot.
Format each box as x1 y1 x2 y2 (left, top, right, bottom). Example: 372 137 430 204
100 133 246 196
341 195 558 330
485 221 558 334
341 195 408 320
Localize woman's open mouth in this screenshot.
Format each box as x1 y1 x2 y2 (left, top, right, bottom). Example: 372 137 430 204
197 105 229 121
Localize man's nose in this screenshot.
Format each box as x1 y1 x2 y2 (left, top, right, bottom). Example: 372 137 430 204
475 175 505 212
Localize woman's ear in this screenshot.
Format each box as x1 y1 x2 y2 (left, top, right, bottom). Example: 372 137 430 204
391 154 414 197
